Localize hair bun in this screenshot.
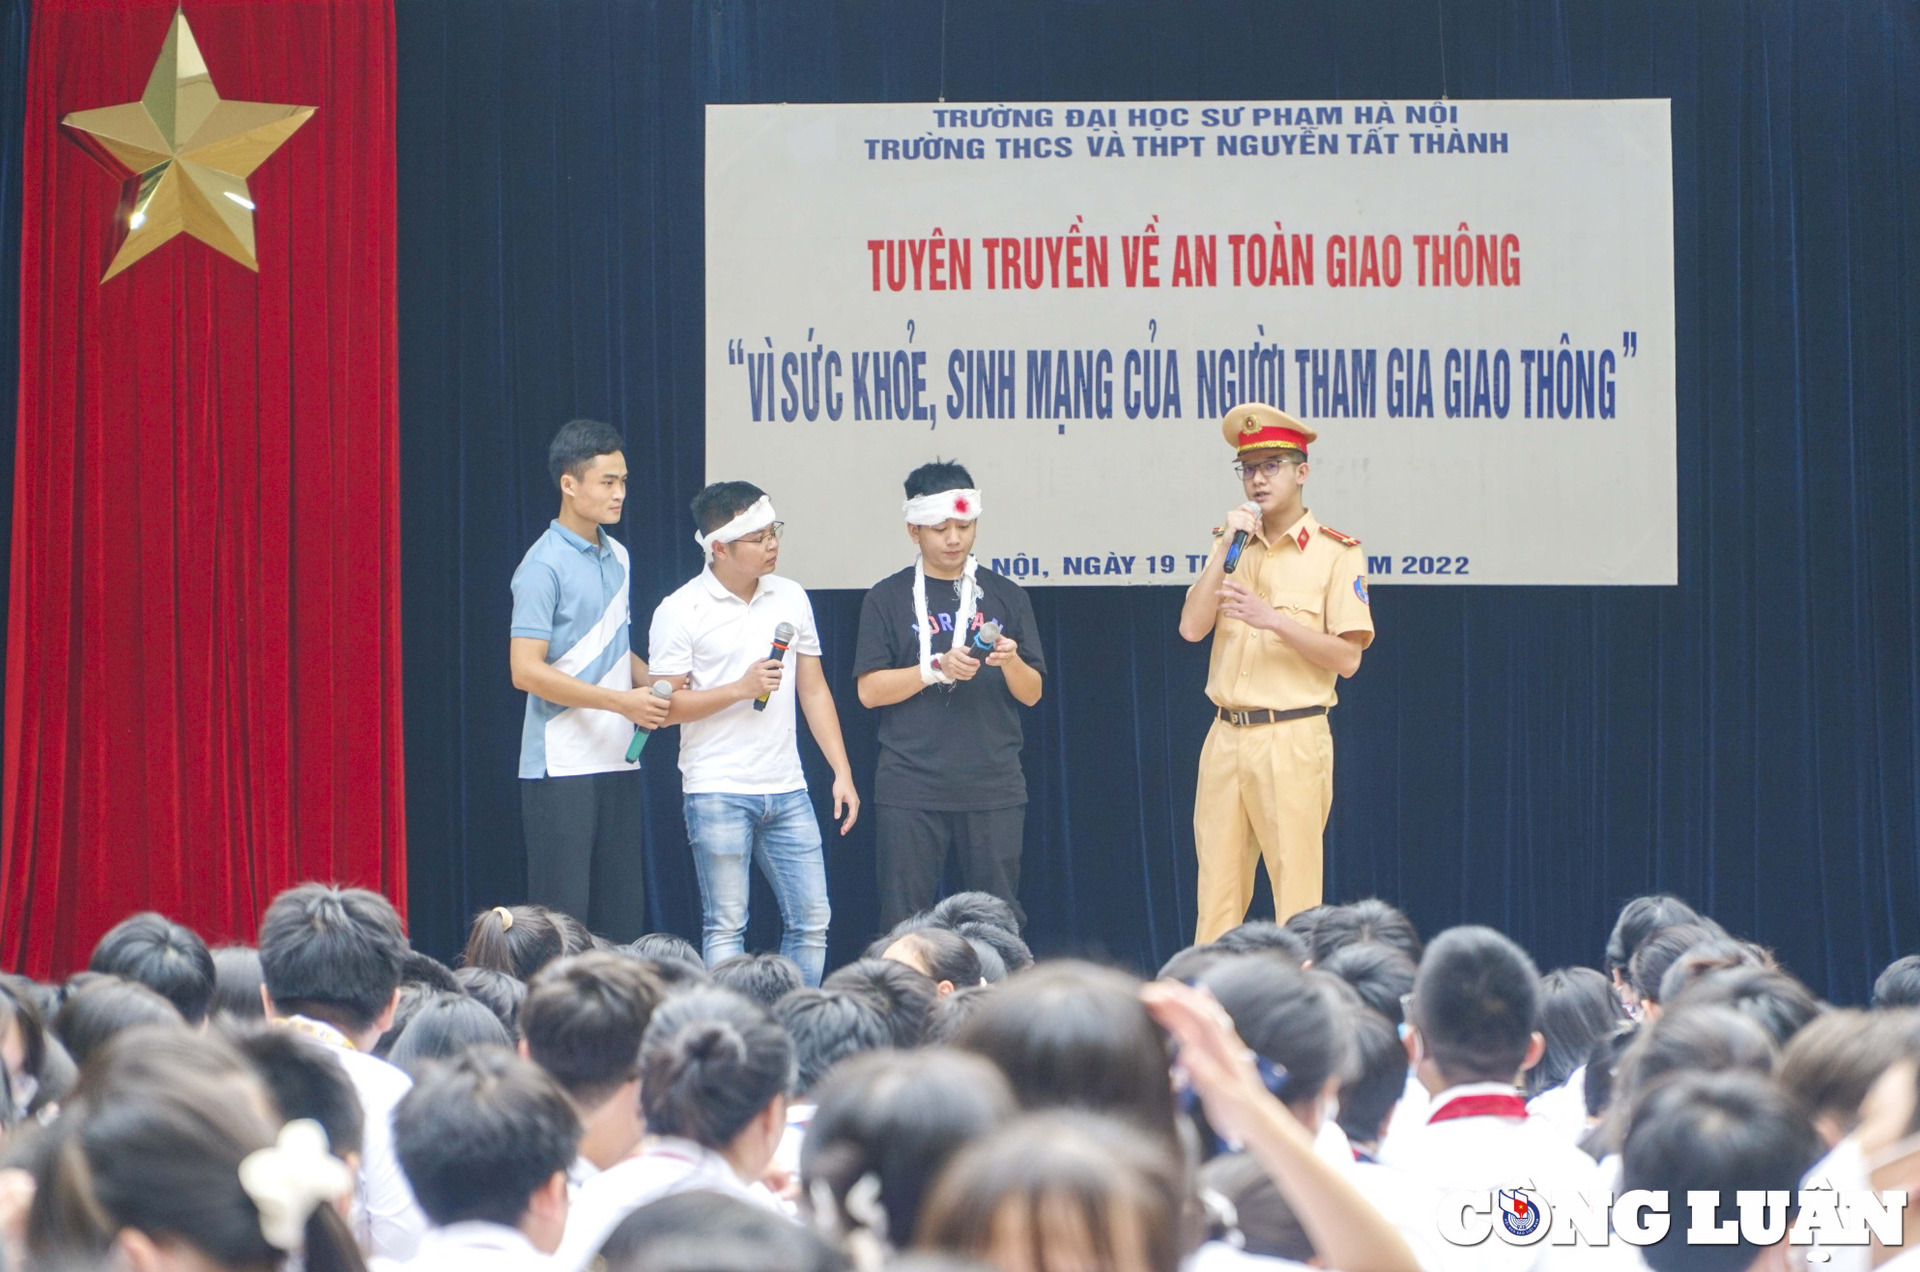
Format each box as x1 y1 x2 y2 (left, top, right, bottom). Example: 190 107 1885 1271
684 1021 747 1067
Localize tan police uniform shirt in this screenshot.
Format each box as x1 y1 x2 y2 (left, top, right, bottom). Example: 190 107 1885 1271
1197 510 1375 711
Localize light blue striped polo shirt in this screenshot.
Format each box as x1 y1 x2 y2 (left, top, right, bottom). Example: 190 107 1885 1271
511 521 635 778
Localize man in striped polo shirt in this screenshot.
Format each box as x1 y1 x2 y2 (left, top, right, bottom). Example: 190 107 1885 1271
510 419 671 934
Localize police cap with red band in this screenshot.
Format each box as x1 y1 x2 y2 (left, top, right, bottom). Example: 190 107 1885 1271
1222 402 1317 457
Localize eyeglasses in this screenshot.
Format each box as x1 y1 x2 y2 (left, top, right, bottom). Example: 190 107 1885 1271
736 522 785 546
1234 457 1301 482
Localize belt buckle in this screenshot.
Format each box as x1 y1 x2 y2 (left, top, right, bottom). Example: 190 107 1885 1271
1229 710 1252 726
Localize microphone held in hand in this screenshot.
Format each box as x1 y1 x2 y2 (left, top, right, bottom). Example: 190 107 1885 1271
967 618 1003 656
1222 502 1261 575
754 622 797 712
626 680 675 763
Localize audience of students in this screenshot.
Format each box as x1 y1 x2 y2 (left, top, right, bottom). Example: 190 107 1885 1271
9 885 1918 1272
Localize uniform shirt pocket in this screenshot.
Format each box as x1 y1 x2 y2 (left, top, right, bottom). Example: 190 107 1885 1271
1270 590 1326 626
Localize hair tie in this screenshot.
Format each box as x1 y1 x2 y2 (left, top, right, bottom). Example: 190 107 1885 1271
238 1119 352 1251
492 906 514 930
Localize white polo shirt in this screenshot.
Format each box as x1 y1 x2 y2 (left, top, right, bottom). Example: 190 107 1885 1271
646 568 822 795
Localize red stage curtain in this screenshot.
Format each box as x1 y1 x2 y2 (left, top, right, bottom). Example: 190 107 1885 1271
1 0 404 974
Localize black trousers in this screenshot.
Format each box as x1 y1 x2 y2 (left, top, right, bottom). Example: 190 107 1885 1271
521 770 647 940
876 803 1026 930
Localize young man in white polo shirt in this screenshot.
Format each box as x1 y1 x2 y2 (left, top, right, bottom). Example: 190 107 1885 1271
647 481 859 985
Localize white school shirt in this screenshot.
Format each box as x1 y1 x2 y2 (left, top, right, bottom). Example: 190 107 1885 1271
550 1137 787 1272
1525 1066 1590 1144
373 1222 549 1272
647 569 823 794
1379 1082 1605 1272
283 1017 429 1261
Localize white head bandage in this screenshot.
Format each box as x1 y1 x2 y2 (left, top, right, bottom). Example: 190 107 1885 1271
903 488 982 526
694 495 777 554
237 1119 354 1251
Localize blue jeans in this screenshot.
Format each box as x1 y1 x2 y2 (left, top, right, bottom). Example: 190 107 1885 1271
683 789 830 985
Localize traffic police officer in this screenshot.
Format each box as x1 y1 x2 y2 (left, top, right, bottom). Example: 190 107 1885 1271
1178 403 1375 943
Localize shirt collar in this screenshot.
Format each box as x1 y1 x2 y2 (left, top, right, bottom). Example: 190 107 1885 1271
420 1221 540 1256
1252 509 1317 550
699 566 768 603
550 519 608 556
1429 1079 1525 1105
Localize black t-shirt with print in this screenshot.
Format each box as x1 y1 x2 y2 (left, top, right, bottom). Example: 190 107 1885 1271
852 565 1045 811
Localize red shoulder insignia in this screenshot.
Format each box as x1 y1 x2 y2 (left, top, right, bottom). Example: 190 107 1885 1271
1318 526 1361 547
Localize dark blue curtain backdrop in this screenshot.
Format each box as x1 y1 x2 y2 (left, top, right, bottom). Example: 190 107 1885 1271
406 0 1906 999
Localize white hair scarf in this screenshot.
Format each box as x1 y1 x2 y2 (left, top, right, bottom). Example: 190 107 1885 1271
902 488 981 527
694 495 777 553
905 488 984 685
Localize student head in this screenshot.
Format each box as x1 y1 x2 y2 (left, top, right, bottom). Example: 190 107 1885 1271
924 984 996 1046
28 1030 362 1272
0 973 65 1118
902 460 979 575
823 958 939 1048
1528 966 1624 1097
1874 955 1920 1009
953 961 1177 1145
1336 1004 1407 1149
226 1026 365 1177
1317 941 1417 1025
640 988 794 1181
929 892 1022 936
55 977 187 1069
387 991 514 1079
1657 938 1768 1005
1210 921 1308 964
692 481 778 576
1628 924 1717 1015
1664 966 1824 1047
210 947 267 1022
1198 955 1349 1133
1605 894 1702 985
803 1049 1016 1253
551 911 595 957
519 953 663 1168
1592 1005 1778 1156
1778 1008 1917 1147
1583 1024 1638 1123
89 912 217 1026
916 1111 1185 1272
548 418 627 527
953 921 1032 974
258 884 408 1049
1198 1152 1314 1264
1404 926 1543 1090
520 952 663 1101
1308 898 1422 966
1620 1071 1821 1272
464 905 564 982
882 929 982 996
1157 944 1232 985
454 966 528 1033
599 1190 847 1272
709 953 806 1010
624 932 704 968
392 1046 580 1253
775 988 891 1098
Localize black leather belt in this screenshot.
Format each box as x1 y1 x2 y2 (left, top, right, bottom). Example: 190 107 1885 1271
1216 705 1328 727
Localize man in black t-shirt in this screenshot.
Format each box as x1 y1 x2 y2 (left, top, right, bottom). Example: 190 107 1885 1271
853 461 1045 929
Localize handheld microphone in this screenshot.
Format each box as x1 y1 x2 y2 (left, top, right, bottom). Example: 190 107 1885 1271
967 618 1003 656
625 680 675 763
1222 501 1261 575
754 622 797 712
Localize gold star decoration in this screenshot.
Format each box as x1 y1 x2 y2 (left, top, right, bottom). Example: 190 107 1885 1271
60 9 314 282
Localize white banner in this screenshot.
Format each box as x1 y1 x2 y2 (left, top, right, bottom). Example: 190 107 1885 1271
705 99 1675 588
